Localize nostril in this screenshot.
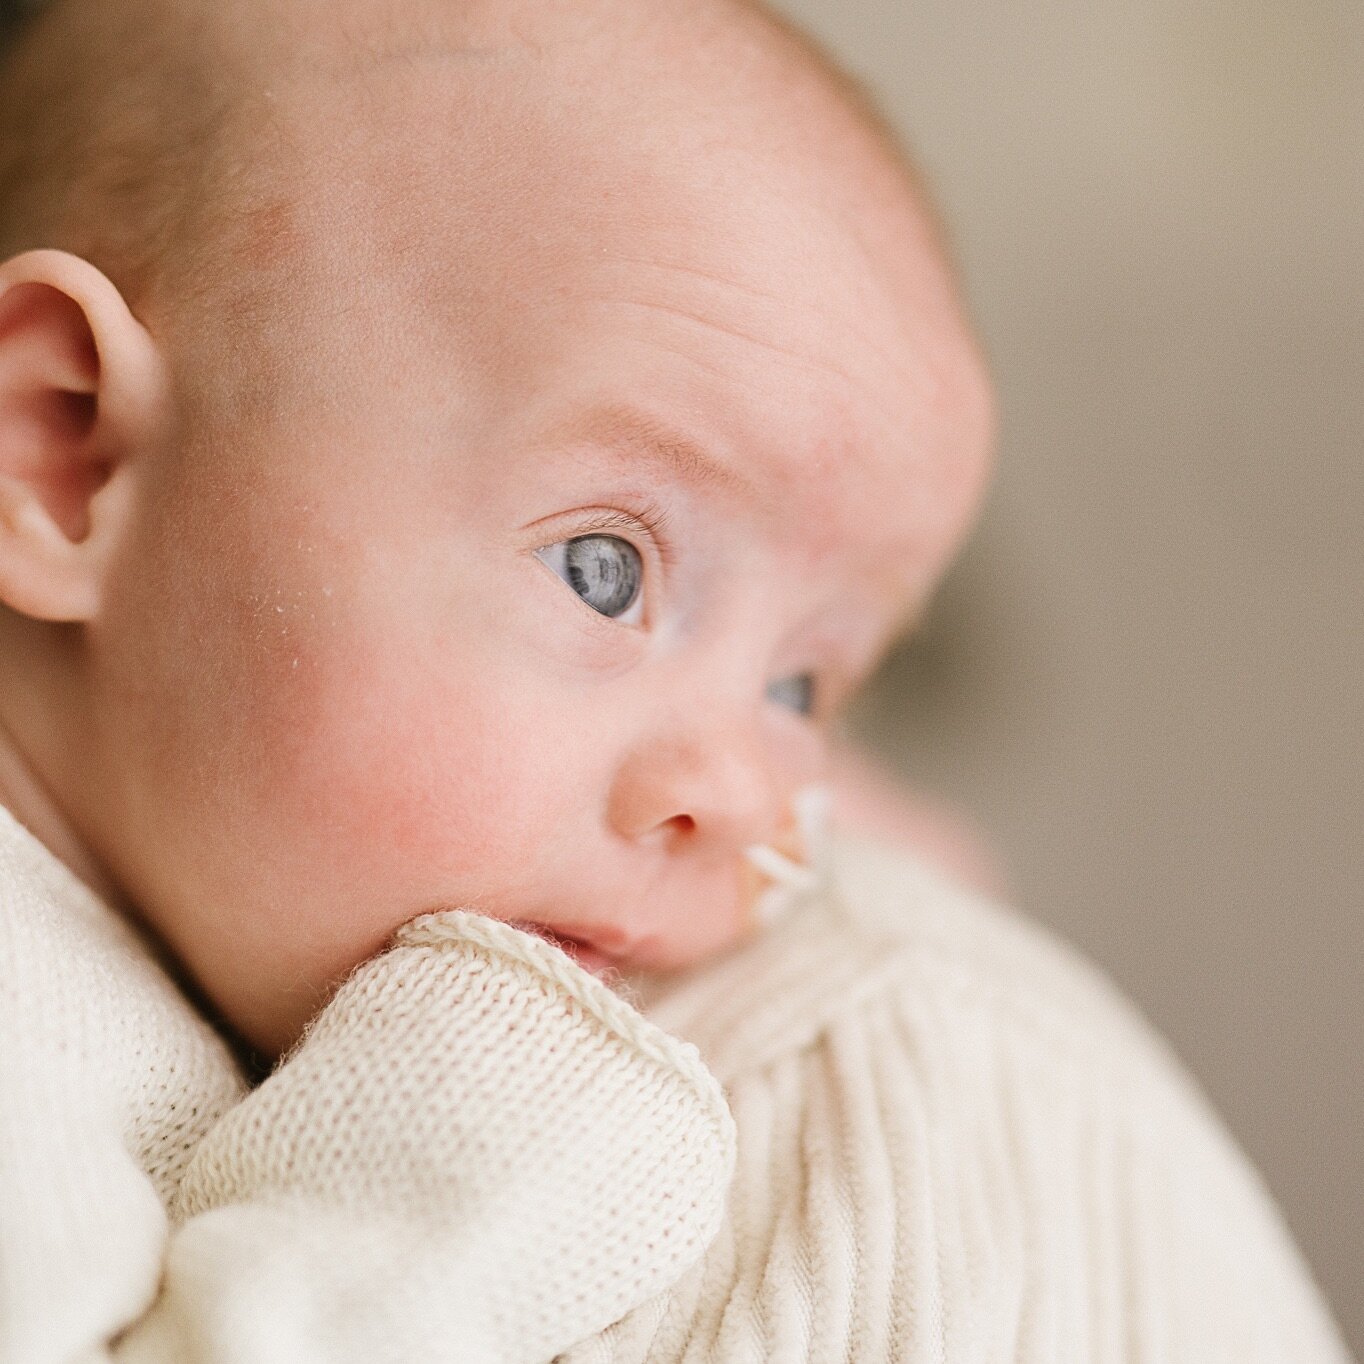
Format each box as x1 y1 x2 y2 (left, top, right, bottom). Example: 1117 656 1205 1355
638 812 697 853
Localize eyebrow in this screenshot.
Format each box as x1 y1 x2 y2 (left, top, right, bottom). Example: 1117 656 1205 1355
551 403 757 502
549 401 924 665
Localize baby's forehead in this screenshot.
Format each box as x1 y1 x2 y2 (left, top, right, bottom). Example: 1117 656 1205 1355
251 29 988 596
196 0 948 296
210 24 982 433
107 0 990 617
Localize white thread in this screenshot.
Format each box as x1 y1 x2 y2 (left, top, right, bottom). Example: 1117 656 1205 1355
743 782 833 927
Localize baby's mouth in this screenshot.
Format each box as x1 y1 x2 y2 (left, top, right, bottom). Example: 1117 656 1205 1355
504 783 832 976
504 921 622 977
539 931 618 976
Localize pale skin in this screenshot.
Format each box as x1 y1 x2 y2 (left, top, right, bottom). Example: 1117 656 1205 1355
0 0 995 1059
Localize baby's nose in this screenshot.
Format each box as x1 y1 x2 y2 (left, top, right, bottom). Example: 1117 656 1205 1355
606 724 790 854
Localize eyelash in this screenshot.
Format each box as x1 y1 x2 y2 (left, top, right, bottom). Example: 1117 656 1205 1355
574 498 677 573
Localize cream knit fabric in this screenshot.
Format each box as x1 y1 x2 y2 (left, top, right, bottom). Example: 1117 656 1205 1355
0 802 1353 1362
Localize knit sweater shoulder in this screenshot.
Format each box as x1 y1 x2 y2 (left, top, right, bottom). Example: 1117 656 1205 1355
0 804 1352 1363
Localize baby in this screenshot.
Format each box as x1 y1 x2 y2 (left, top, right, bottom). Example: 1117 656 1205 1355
0 0 1352 1360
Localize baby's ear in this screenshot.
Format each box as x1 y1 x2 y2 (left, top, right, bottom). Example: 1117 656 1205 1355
0 249 166 621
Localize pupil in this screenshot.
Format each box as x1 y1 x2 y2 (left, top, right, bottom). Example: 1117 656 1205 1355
767 673 815 716
564 535 641 617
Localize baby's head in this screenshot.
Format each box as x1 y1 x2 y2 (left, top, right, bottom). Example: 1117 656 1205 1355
0 0 993 1057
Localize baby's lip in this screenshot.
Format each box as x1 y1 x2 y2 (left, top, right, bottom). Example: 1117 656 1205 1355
550 938 618 976
505 920 631 976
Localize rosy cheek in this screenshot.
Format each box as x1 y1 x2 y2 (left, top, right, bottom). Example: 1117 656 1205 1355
269 634 557 898
195 501 591 916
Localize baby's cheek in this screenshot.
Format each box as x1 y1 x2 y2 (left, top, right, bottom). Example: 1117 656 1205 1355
266 632 566 910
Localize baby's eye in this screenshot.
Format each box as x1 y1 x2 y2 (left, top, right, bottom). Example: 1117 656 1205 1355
766 672 816 717
535 534 644 625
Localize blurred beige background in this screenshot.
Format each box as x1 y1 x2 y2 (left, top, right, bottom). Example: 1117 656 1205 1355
770 0 1362 1349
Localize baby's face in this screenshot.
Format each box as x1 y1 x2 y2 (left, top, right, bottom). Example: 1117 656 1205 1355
74 37 993 1057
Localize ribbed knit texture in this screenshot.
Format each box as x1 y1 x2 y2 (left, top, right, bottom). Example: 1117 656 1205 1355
0 803 1353 1362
